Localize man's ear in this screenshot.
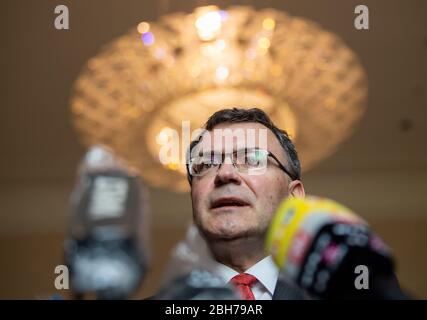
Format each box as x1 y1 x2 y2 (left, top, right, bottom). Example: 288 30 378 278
288 180 305 198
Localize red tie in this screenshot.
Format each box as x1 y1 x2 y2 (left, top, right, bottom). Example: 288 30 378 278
230 273 258 300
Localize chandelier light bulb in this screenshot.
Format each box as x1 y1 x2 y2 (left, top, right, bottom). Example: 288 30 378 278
195 7 223 41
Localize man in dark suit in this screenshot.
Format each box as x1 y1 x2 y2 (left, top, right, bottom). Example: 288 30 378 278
182 107 308 300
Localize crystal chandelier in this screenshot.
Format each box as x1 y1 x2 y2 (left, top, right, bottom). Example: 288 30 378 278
71 5 367 192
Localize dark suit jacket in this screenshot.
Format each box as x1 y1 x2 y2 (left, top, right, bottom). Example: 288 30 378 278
272 277 311 300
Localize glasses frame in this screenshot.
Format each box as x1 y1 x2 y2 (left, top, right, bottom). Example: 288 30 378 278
187 148 297 181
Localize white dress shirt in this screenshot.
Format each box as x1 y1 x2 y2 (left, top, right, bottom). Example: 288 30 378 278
212 256 279 300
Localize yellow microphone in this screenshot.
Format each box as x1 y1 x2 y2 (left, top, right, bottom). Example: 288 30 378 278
265 196 404 299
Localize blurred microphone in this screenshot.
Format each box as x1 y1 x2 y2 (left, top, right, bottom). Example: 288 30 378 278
64 146 148 299
155 269 239 300
266 196 411 299
155 224 239 300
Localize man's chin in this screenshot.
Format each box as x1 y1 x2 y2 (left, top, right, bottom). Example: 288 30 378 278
194 213 261 241
200 227 257 242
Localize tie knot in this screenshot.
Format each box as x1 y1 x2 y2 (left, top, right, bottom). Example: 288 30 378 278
230 273 258 287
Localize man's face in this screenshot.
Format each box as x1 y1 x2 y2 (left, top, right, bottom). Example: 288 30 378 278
190 122 295 242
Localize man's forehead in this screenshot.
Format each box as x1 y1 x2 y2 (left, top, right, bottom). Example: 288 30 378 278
194 122 277 152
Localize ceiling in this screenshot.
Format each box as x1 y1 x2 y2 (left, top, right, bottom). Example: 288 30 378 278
0 0 426 233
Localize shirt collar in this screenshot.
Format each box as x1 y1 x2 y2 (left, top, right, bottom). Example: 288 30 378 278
213 256 279 296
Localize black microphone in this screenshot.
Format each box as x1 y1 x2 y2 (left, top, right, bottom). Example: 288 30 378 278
266 196 412 299
64 146 148 299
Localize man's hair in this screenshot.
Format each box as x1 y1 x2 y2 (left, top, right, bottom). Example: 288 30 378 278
186 107 301 183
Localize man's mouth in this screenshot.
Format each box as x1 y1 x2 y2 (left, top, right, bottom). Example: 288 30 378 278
210 197 250 210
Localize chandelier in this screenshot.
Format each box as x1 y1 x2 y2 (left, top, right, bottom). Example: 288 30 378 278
70 5 367 192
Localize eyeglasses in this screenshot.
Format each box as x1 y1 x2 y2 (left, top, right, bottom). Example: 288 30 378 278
187 148 297 180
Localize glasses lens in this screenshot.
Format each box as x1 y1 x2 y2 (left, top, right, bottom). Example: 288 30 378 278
190 153 220 176
235 149 268 171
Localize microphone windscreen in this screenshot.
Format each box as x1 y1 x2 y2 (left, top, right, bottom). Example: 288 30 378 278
266 196 395 298
266 196 366 275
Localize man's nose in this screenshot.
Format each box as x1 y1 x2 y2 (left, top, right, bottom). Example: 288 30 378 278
214 161 242 187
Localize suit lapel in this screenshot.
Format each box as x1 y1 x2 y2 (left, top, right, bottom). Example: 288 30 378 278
272 279 288 300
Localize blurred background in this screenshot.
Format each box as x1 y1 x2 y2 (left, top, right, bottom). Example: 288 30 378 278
0 0 426 299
